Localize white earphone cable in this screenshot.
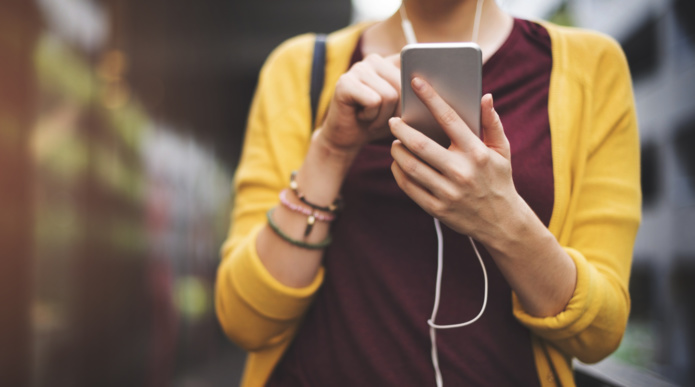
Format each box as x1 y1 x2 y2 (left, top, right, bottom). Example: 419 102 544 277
471 0 485 45
429 220 488 387
399 2 487 386
400 1 484 48
399 6 418 48
429 220 489 330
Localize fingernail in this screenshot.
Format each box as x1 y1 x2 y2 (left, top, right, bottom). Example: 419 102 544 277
484 93 494 111
389 117 397 126
412 77 424 90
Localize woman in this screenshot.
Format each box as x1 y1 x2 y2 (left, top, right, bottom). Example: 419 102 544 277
215 0 641 385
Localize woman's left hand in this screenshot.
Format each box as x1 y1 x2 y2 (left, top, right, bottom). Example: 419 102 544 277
391 77 577 318
389 77 523 246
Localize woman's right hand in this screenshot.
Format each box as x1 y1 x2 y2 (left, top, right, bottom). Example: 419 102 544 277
317 53 401 154
254 54 401 289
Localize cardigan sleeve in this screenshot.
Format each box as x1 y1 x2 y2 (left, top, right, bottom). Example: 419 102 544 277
215 34 325 352
513 30 641 363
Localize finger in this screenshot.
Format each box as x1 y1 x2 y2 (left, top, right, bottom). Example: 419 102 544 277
362 76 398 125
336 73 382 121
480 93 511 160
351 60 400 122
389 117 450 172
363 54 401 97
391 159 441 217
411 77 480 150
358 104 381 122
386 53 401 68
391 137 456 200
371 54 403 116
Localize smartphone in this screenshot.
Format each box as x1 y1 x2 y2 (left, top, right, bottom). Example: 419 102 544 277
400 43 482 147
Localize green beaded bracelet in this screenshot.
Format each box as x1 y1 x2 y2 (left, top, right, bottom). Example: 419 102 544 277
266 208 332 250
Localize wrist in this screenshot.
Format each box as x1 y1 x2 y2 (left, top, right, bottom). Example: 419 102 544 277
312 128 363 164
482 195 543 255
293 130 358 210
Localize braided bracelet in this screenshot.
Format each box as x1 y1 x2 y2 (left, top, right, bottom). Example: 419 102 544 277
290 171 343 213
280 189 335 236
266 208 332 250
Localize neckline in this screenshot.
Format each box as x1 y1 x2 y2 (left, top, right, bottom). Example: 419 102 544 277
482 17 522 71
355 18 521 70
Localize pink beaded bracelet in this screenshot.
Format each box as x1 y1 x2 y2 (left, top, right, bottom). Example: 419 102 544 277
280 189 336 221
279 189 336 236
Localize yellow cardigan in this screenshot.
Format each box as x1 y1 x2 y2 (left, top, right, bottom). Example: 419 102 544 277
215 21 641 387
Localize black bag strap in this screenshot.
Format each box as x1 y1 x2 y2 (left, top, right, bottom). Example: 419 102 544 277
310 34 327 129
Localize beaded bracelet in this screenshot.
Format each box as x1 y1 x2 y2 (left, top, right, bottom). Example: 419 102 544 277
266 208 332 250
279 189 336 221
290 171 343 213
280 189 336 236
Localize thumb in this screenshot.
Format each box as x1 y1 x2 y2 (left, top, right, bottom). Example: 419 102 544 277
481 94 510 160
357 105 381 122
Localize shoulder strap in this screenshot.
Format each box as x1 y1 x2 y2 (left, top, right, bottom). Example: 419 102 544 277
310 34 327 130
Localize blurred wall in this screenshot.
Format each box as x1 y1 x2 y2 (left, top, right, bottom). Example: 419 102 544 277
552 0 695 384
0 2 40 386
0 0 350 386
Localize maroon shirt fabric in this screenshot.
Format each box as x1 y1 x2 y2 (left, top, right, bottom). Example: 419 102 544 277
267 19 553 386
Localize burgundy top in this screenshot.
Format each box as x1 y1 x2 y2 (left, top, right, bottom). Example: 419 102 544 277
267 19 553 386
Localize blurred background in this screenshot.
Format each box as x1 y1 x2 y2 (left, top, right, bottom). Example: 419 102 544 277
0 0 692 386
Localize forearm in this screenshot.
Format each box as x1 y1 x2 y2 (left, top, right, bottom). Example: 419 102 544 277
257 130 359 288
481 195 577 317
